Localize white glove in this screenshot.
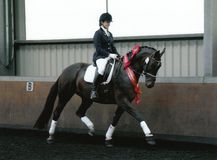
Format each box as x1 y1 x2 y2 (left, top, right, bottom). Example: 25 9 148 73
109 54 117 59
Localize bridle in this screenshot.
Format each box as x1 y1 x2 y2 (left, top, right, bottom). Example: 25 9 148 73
143 57 161 78
120 47 162 78
130 56 161 78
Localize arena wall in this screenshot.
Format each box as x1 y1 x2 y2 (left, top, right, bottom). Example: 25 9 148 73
0 77 216 145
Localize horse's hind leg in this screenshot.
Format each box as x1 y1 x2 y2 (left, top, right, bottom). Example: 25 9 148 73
47 92 74 143
76 99 94 136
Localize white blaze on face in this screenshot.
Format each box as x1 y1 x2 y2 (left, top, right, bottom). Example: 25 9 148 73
145 57 150 64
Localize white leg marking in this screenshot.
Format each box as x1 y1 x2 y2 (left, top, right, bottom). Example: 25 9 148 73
49 120 57 135
140 121 152 137
105 124 116 140
81 116 94 130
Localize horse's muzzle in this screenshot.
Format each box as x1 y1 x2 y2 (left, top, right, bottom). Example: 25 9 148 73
145 82 155 88
145 80 155 88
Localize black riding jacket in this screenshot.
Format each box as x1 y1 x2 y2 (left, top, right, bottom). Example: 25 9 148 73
93 28 119 63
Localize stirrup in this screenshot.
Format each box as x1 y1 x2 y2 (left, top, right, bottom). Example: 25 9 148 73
90 90 98 99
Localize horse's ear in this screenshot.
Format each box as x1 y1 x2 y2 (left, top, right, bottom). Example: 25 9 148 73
154 50 161 59
160 48 166 57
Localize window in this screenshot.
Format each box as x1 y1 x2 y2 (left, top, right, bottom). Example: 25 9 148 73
25 0 204 40
25 0 105 40
109 0 204 37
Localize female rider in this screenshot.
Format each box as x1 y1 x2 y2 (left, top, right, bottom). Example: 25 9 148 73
91 13 120 99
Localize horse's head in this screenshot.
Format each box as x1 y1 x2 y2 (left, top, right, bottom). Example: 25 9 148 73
143 48 165 88
130 46 165 88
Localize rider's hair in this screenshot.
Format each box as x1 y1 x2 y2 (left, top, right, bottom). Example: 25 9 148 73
99 13 112 26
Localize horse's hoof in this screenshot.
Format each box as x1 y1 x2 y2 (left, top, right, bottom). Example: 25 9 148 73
47 136 55 144
47 139 54 144
145 136 156 146
88 129 95 136
105 139 114 148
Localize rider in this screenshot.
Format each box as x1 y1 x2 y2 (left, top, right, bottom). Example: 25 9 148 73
90 13 120 99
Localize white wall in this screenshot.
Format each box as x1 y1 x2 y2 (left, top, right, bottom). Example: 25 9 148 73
25 0 204 40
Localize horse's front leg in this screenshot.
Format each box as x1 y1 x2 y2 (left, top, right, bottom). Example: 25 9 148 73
105 106 124 147
116 97 156 146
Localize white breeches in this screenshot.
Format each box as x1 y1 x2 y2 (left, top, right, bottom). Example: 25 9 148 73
96 57 110 75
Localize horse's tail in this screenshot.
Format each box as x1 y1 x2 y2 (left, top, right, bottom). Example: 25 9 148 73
33 78 59 129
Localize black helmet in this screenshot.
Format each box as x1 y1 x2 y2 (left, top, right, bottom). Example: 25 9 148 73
99 13 112 26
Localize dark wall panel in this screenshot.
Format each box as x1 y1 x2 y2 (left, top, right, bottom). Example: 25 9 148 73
0 80 217 144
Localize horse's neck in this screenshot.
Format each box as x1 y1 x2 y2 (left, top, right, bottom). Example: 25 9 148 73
121 61 141 83
131 66 141 83
118 57 142 83
133 58 145 77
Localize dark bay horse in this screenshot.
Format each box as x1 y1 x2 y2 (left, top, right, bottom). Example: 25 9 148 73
33 45 165 147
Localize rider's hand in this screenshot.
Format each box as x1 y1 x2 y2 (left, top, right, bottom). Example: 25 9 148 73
109 53 118 59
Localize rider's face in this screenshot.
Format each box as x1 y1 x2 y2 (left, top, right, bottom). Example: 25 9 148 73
102 21 110 29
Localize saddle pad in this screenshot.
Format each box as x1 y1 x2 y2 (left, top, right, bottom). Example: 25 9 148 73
84 65 96 83
84 59 116 84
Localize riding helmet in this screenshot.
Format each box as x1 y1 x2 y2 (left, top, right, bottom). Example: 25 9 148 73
99 13 112 26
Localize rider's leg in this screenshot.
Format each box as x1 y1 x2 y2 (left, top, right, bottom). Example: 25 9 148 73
90 70 103 99
90 57 109 99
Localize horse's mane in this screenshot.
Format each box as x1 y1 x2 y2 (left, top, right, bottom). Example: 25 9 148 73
123 45 157 67
141 46 157 53
126 45 157 58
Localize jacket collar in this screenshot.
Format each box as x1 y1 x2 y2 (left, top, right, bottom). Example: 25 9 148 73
100 26 110 37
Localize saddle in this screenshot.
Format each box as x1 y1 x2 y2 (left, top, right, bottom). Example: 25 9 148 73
84 58 117 85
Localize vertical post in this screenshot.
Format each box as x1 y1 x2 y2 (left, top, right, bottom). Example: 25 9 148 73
5 0 15 67
204 0 217 76
2 0 13 67
0 0 5 65
4 0 9 65
14 0 26 40
106 0 108 12
0 0 15 75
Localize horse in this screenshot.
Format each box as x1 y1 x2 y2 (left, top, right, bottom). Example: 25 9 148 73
33 45 165 147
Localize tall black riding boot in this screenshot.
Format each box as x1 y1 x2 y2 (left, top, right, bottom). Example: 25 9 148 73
90 72 104 99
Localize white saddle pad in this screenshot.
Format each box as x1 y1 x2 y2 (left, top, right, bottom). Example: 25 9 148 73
84 59 116 84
